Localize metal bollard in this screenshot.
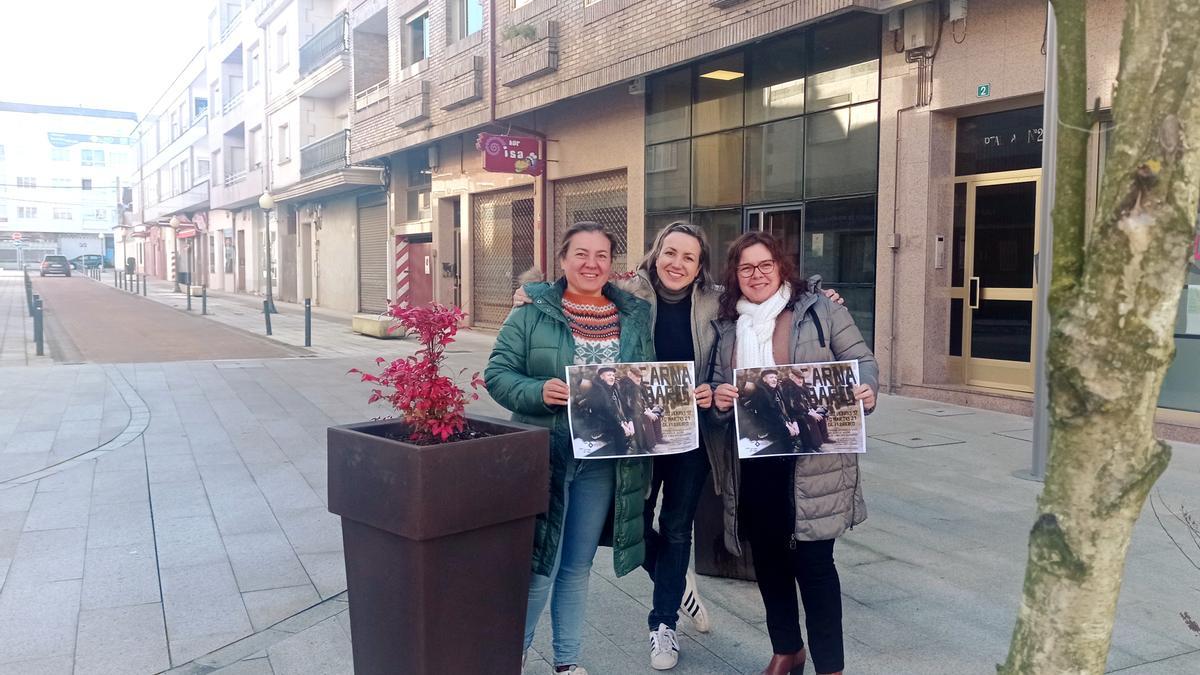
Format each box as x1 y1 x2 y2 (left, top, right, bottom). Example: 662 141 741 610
186 286 192 311
304 298 312 347
142 275 148 297
135 274 141 295
263 300 273 336
113 269 118 287
202 287 208 315
33 296 44 356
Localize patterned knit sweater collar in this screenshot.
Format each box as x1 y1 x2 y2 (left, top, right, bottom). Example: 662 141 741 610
562 290 621 365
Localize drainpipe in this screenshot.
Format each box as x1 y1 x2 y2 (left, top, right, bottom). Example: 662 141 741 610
488 0 548 276
890 103 918 395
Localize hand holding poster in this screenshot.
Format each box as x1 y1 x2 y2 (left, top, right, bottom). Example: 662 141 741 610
566 361 699 459
733 360 866 459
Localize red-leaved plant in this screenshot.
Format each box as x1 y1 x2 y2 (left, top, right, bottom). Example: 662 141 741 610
350 303 484 443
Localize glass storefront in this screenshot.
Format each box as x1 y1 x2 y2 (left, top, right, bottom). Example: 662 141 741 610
644 12 881 344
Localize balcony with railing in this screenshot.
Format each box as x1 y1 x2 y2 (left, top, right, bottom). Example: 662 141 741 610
210 165 264 210
354 79 389 112
300 13 349 78
300 130 350 179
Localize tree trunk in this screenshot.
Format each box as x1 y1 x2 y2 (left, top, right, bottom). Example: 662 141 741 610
1001 1 1200 673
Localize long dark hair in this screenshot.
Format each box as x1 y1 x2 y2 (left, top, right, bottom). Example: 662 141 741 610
717 231 808 321
637 220 714 290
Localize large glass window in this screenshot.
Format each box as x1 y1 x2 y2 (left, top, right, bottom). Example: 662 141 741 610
692 131 743 209
955 106 1044 176
646 68 691 144
694 53 744 135
806 13 880 113
746 117 804 204
693 209 742 280
804 197 877 345
646 140 690 212
805 103 878 198
746 33 806 125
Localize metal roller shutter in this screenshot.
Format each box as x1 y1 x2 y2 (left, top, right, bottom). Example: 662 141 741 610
472 187 536 329
357 196 389 314
552 170 628 280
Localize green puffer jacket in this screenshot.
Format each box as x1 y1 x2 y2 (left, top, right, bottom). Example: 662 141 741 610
484 279 654 578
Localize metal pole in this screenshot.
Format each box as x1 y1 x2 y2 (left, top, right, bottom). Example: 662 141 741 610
304 298 311 347
136 273 141 295
263 300 273 335
263 208 277 314
33 296 43 356
202 286 208 315
143 274 148 297
173 233 180 293
186 285 192 311
1029 4 1058 482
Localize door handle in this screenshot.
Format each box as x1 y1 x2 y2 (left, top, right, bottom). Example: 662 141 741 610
969 277 981 309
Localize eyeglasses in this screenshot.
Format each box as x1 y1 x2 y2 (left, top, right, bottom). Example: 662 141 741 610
736 260 777 278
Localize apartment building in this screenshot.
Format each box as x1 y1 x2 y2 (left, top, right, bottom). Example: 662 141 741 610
344 0 1199 426
122 51 213 287
0 102 135 269
257 0 387 313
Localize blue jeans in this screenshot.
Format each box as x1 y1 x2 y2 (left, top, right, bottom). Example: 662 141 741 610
524 458 615 667
642 445 711 630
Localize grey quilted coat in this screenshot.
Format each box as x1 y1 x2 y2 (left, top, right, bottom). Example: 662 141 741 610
707 292 879 555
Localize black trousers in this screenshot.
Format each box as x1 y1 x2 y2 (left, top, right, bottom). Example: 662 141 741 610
747 534 844 673
741 458 844 673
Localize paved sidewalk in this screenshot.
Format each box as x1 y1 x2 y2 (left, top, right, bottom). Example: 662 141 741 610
0 350 1197 674
0 270 53 368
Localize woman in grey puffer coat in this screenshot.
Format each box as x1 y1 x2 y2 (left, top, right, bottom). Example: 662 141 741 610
707 232 878 675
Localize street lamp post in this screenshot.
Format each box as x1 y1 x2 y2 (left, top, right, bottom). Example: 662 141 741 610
169 216 181 293
258 191 277 314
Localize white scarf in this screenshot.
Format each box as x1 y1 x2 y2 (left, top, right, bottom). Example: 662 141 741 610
735 282 791 369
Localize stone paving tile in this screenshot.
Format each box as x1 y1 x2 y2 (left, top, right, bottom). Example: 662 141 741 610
0 655 75 675
245 462 325 513
85 500 154 550
274 506 343 556
266 615 353 675
80 543 161 610
223 530 313 593
296 552 347 600
22 490 91 532
74 603 170 675
0 579 81 664
89 468 148 506
147 453 202 484
160 561 253 652
172 631 258 668
155 515 229 570
241 585 322 632
2 429 56 455
4 526 87 585
150 480 214 521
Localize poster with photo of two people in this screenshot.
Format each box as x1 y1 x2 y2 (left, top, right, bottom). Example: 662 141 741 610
733 360 866 459
566 361 699 459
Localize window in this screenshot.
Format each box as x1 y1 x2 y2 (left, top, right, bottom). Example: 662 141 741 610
51 148 70 161
18 206 37 218
692 130 743 208
181 159 191 188
81 149 106 167
646 68 691 144
53 208 73 220
448 0 483 42
170 111 180 139
277 124 291 163
16 176 36 188
745 117 805 204
81 178 93 190
806 13 880 113
249 46 262 85
804 102 878 198
197 158 211 178
276 25 290 69
402 9 429 68
746 33 807 125
694 53 744 135
513 0 532 6
194 97 209 118
249 126 263 167
645 140 689 212
85 208 108 221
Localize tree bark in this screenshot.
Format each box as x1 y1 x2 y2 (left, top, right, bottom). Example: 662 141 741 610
1001 1 1200 673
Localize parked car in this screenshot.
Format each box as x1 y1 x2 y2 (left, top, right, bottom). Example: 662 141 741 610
40 255 71 277
70 254 103 269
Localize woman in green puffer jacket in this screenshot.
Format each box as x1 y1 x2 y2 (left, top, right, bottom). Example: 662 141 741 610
484 221 654 675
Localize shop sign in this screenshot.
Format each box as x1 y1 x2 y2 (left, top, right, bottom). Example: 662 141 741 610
478 133 544 176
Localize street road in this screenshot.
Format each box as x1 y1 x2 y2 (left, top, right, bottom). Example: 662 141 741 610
31 276 302 363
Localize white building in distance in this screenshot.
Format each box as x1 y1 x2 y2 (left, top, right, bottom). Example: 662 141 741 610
0 102 137 268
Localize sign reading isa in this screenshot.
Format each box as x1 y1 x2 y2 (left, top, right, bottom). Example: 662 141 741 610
477 133 544 176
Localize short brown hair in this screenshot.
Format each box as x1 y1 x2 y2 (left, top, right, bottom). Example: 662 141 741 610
557 221 617 262
717 231 808 321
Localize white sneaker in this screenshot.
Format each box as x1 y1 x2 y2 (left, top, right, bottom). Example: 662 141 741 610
553 666 588 675
649 623 680 670
680 569 712 633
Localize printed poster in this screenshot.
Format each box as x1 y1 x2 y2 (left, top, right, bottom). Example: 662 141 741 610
732 360 866 459
565 361 699 459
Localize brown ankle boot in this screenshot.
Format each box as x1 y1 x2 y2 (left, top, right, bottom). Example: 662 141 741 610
760 648 806 675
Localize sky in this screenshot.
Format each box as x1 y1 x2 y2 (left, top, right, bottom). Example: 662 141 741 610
0 0 211 117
